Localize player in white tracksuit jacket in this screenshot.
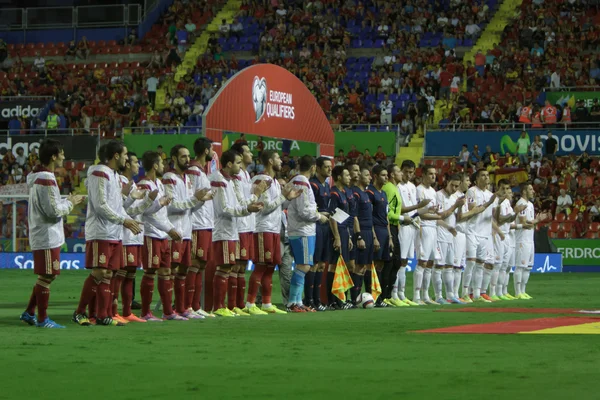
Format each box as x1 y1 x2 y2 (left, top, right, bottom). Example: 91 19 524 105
21 139 84 328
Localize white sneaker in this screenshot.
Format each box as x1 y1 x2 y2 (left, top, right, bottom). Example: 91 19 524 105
195 308 216 318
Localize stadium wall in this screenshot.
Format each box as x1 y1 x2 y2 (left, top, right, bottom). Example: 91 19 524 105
426 130 600 157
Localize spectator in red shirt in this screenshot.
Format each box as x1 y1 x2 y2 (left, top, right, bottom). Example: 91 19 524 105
347 145 361 160
335 149 346 166
256 136 265 157
573 213 588 238
374 146 387 162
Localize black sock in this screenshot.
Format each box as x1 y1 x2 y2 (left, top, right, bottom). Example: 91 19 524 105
375 267 386 302
350 273 360 302
304 271 315 304
364 271 372 294
132 278 136 301
381 261 392 299
326 271 335 304
313 271 323 304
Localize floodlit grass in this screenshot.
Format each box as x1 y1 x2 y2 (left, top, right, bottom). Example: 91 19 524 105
1 270 599 400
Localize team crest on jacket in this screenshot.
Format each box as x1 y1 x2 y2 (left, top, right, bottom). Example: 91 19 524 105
152 255 159 265
198 248 204 257
173 251 180 260
52 260 60 270
241 248 247 257
128 253 135 263
230 252 236 261
265 251 272 260
99 254 106 264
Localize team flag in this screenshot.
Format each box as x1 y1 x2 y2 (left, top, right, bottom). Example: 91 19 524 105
332 256 354 301
370 263 382 302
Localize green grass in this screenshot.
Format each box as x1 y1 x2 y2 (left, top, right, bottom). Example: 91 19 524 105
1 271 600 400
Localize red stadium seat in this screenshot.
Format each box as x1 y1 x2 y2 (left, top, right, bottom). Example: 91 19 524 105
75 162 86 171
548 222 560 232
557 232 568 239
555 213 566 222
586 232 597 239
560 222 572 232
64 161 75 171
434 159 446 169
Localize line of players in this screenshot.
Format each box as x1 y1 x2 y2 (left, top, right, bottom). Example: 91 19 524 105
20 138 539 328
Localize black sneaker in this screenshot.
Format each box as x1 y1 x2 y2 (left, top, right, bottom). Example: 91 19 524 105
96 317 125 326
342 301 354 310
72 311 91 326
328 303 340 311
375 300 387 308
315 302 327 312
131 300 142 310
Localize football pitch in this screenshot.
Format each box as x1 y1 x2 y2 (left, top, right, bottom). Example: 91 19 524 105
1 270 599 400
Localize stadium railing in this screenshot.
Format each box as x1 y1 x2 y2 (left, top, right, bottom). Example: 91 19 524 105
0 4 142 30
542 86 600 92
0 128 102 137
427 121 600 132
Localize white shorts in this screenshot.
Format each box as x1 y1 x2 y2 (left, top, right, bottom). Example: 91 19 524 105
453 232 466 268
418 226 439 261
400 225 418 259
493 234 507 266
466 235 491 262
437 240 455 266
516 242 534 269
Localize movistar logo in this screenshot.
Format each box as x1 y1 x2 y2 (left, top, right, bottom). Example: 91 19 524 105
500 132 530 154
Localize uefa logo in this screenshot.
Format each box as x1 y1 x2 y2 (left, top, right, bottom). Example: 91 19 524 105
252 76 267 123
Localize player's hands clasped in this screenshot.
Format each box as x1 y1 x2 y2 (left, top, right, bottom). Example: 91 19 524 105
67 194 85 206
247 202 264 213
123 218 142 235
194 188 213 201
168 229 182 241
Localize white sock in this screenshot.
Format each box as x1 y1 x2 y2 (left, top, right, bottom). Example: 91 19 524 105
398 266 407 300
413 266 424 301
433 268 443 300
521 268 531 294
443 268 454 299
245 302 255 309
503 266 511 295
422 267 432 301
391 273 399 300
513 267 523 296
473 264 483 298
497 267 506 297
453 268 462 298
462 260 476 297
481 267 492 295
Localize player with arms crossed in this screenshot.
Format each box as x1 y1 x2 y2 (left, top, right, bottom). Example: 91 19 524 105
210 150 265 317
307 157 333 311
350 166 374 302
245 150 301 315
345 161 360 302
514 182 539 299
136 151 183 321
73 141 142 326
20 139 84 328
397 160 430 305
185 137 216 317
463 169 497 303
435 174 465 304
287 155 329 312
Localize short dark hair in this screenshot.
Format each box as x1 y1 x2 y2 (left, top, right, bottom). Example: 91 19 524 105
170 144 187 159
299 155 315 172
498 178 510 187
345 160 357 170
193 137 213 158
142 150 161 171
260 149 277 166
520 182 532 192
39 139 64 165
447 174 460 182
220 149 239 167
316 156 331 168
372 164 385 177
401 160 416 170
104 140 124 162
332 165 347 182
474 168 488 180
423 165 436 174
230 142 247 155
386 164 399 175
126 151 137 167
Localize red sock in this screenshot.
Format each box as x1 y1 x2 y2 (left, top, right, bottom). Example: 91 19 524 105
236 274 246 309
157 276 174 316
227 273 237 310
35 283 50 321
192 270 203 311
96 279 112 320
26 286 36 315
204 261 216 312
111 273 125 316
246 264 267 304
88 286 97 318
121 276 134 317
185 270 197 310
140 275 155 316
76 274 98 315
261 267 275 305
212 271 228 310
174 276 186 314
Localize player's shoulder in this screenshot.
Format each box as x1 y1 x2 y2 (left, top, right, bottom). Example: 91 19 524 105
87 164 112 180
27 170 57 187
516 197 527 205
291 174 310 188
119 174 129 184
251 172 272 183
137 177 154 190
185 165 203 176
